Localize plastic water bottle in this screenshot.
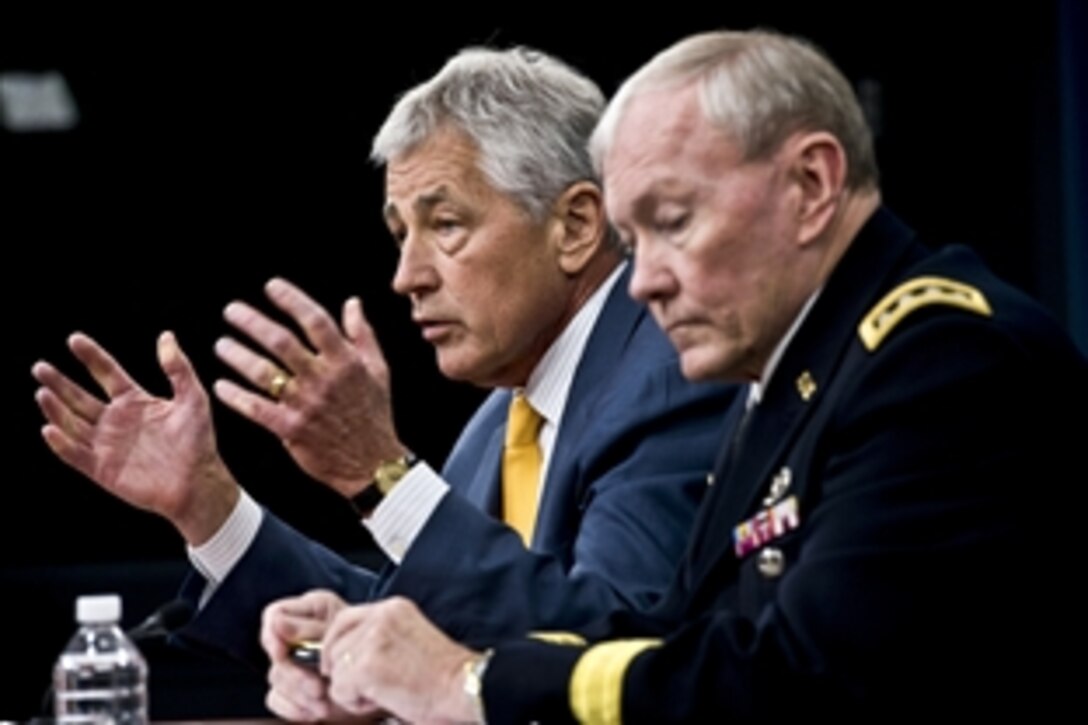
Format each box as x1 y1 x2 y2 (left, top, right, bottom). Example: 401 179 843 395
53 594 148 725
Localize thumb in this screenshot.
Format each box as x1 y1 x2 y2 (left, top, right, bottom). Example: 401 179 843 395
279 612 329 643
157 331 202 401
343 297 377 349
297 588 348 622
343 297 390 385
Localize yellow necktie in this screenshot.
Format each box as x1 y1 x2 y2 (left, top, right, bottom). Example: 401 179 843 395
502 392 544 545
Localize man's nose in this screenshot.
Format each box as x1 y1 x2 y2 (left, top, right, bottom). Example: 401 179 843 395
391 234 439 297
628 244 676 304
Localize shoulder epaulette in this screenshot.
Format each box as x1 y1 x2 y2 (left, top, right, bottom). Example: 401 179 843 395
858 276 992 351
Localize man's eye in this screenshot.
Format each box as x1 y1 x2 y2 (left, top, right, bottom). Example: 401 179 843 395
432 217 470 255
657 214 690 235
435 218 461 234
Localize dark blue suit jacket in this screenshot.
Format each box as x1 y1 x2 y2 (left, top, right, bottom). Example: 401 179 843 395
484 209 1088 723
181 267 737 664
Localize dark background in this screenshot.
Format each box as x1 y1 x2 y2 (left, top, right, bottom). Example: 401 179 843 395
2 4 1084 718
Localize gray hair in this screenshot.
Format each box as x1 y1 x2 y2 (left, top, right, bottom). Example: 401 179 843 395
591 30 879 190
372 46 605 220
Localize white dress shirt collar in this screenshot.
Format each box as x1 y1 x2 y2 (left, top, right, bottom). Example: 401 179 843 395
520 261 627 431
748 286 823 410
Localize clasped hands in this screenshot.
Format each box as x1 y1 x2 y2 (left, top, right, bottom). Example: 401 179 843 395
261 590 482 723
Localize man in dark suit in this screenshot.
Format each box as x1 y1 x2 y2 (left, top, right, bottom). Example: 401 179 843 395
30 45 734 706
281 30 1086 723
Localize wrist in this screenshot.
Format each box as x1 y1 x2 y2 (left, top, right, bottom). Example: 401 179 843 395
177 463 241 545
349 450 419 516
461 648 494 724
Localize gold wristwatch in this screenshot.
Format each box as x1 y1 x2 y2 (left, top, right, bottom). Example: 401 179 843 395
349 452 418 516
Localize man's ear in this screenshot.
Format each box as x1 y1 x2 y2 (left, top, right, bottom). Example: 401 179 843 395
551 181 608 275
788 132 848 246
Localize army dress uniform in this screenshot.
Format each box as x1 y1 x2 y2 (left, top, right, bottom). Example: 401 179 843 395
479 208 1087 723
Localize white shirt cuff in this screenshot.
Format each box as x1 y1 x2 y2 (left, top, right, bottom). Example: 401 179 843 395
186 489 263 588
363 462 449 564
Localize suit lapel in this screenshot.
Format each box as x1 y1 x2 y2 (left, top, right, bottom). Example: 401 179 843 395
442 389 509 518
533 266 644 544
472 425 506 518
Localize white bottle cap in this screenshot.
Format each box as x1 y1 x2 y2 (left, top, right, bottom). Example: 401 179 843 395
75 594 122 624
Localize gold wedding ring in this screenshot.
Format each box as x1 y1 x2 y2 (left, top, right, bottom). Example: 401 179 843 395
268 370 290 400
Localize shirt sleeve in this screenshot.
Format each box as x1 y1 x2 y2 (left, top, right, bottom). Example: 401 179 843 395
186 489 263 604
363 461 450 564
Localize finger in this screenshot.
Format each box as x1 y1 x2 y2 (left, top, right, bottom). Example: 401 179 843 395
213 378 294 439
261 605 293 661
214 336 294 400
278 589 346 619
319 627 356 680
266 686 328 723
297 589 347 617
67 332 141 400
321 605 369 659
328 684 383 719
342 297 391 387
31 360 105 424
223 300 315 374
265 689 313 722
40 421 97 480
266 278 354 363
262 591 342 660
324 645 384 718
157 331 206 405
275 611 333 649
269 658 330 704
268 659 338 722
34 386 95 446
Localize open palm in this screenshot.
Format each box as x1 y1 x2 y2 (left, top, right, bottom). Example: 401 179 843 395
32 331 238 543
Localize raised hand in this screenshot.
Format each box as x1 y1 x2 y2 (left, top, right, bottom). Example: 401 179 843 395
31 331 240 545
213 278 407 498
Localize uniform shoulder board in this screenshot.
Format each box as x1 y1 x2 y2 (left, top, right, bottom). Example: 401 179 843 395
858 276 992 351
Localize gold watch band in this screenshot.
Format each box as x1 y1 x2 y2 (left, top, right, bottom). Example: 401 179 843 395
349 452 418 516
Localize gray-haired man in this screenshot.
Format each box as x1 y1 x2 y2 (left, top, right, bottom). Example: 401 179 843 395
32 46 736 717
